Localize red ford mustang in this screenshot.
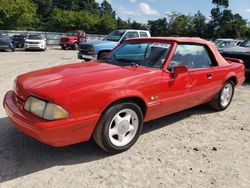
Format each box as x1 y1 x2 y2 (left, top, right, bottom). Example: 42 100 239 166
3 37 245 153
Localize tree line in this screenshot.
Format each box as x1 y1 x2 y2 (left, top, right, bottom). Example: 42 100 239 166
0 0 249 39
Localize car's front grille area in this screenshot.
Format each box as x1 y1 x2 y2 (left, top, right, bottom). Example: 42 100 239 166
79 45 91 55
27 42 39 44
0 42 9 45
61 38 69 43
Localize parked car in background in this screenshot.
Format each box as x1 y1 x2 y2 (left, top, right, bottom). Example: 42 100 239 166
60 30 87 50
0 33 15 52
24 34 46 51
11 34 26 48
215 38 242 52
221 38 250 72
78 29 151 61
4 37 245 153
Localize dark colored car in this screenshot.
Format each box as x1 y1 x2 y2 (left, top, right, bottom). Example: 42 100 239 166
221 38 250 72
0 33 15 52
11 34 26 48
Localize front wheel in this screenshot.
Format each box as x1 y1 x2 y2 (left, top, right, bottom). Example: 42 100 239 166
98 52 109 60
93 102 143 153
209 80 234 111
72 43 79 50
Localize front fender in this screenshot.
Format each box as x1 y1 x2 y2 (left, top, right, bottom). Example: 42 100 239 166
98 89 148 114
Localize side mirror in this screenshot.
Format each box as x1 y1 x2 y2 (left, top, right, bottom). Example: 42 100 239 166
172 65 188 78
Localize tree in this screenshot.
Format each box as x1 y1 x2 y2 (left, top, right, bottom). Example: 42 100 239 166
192 11 208 38
99 0 116 18
47 8 100 32
212 0 229 8
148 18 168 36
0 0 39 30
209 0 249 38
96 14 117 34
32 0 52 18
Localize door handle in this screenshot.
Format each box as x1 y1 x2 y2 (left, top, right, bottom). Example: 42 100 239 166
207 73 213 79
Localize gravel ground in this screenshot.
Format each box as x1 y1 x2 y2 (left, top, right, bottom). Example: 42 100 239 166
0 48 249 188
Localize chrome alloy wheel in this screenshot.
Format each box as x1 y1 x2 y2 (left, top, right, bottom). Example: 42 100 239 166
220 83 233 107
108 109 139 147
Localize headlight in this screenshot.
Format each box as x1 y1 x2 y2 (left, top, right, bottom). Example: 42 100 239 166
24 96 69 120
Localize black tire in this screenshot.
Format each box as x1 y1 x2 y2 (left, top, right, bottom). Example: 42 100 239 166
72 43 79 50
98 52 109 60
93 102 143 153
209 80 235 111
61 46 66 50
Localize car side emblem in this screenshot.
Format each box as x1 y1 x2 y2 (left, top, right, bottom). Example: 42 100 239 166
150 96 159 101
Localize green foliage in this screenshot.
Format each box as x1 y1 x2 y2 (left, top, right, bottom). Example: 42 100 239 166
209 0 248 39
212 0 229 8
0 0 38 30
0 0 249 39
148 18 168 36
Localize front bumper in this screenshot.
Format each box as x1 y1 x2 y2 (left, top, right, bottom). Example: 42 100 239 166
78 53 97 61
25 43 45 50
3 91 99 147
0 44 10 50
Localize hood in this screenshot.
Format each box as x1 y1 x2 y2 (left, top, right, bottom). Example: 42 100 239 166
0 37 11 43
15 62 151 101
222 46 250 54
80 40 118 46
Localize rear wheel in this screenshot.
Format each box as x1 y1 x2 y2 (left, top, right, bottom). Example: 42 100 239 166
209 80 234 111
93 102 143 153
61 46 66 50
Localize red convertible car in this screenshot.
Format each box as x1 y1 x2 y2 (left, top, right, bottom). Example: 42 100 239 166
3 37 245 153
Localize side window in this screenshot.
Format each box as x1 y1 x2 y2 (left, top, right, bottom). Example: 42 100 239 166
123 32 139 40
140 32 148 37
168 44 213 71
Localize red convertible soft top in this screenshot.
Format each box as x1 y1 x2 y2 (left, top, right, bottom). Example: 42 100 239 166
127 37 230 66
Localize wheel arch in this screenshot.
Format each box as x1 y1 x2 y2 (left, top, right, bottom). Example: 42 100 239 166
97 50 112 59
224 72 238 85
100 96 148 119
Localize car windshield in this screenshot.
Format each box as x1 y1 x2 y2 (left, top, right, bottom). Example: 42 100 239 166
67 31 78 36
239 39 250 47
0 33 9 40
104 30 125 42
101 42 172 69
14 35 25 40
215 41 236 48
27 35 43 40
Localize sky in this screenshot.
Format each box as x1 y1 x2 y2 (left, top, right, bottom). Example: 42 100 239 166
96 0 250 23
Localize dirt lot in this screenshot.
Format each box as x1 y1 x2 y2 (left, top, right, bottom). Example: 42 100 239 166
0 48 249 188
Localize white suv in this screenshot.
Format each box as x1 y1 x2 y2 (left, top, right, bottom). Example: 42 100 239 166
25 34 46 51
